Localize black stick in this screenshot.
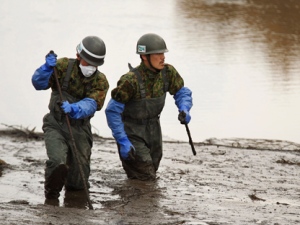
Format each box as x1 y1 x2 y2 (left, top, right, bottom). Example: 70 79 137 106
179 111 196 156
51 51 93 210
184 123 196 156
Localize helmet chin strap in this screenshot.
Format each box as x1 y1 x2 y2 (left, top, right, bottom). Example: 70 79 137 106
146 55 161 73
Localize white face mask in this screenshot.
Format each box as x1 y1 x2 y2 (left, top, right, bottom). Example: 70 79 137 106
79 64 96 77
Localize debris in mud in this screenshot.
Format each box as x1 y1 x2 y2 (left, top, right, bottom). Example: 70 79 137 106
210 150 226 155
0 159 6 166
0 159 8 177
276 158 300 166
248 194 266 202
0 123 43 140
276 201 289 206
9 200 29 205
203 137 300 151
0 123 111 142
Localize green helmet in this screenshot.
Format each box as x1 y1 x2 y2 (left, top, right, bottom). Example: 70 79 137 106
76 36 106 66
136 33 168 55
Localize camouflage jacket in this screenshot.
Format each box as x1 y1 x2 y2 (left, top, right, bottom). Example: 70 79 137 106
47 57 109 111
111 62 184 104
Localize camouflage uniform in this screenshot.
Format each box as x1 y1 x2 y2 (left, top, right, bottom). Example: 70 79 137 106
112 62 183 101
48 58 108 110
111 62 183 180
43 57 109 194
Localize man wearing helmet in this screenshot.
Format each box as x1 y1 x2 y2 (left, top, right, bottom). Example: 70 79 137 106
32 36 109 200
105 33 193 181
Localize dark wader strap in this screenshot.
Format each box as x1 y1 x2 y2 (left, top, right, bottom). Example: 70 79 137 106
62 59 76 91
128 63 169 98
161 67 168 93
135 71 146 99
52 58 90 126
128 63 146 98
128 63 134 71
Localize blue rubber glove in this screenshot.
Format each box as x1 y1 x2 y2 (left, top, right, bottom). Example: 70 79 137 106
61 98 97 119
174 87 193 124
105 99 136 160
32 69 53 90
31 52 57 90
61 101 76 114
117 136 136 160
105 99 127 140
178 106 191 124
41 52 57 72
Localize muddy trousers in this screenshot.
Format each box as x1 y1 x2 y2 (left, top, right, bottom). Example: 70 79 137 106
120 120 163 181
42 113 93 199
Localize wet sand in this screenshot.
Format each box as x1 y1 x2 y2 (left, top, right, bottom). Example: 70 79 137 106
0 130 300 225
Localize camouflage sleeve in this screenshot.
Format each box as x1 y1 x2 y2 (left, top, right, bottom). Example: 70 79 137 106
111 72 137 104
86 72 109 111
165 64 184 95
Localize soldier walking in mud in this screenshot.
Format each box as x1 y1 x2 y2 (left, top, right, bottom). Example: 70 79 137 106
105 33 193 181
31 36 109 201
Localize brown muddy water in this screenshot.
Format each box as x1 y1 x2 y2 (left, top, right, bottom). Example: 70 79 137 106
1 0 300 143
0 129 300 225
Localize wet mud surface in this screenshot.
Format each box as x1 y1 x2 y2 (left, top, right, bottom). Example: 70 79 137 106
0 130 300 225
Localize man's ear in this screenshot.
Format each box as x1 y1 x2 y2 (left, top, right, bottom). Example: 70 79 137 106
76 53 81 60
141 55 147 61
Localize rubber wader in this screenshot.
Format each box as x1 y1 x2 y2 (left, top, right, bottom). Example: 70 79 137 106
42 59 93 198
120 65 168 180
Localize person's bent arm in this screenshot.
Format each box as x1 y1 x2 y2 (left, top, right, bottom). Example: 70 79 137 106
174 87 193 124
60 98 97 119
31 52 57 90
105 99 135 160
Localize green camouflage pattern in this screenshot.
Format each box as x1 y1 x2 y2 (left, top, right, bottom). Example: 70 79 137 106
111 62 184 103
48 57 109 110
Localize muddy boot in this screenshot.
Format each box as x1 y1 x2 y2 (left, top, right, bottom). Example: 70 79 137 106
44 164 68 199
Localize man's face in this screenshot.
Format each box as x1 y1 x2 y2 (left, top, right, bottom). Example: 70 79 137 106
149 53 165 70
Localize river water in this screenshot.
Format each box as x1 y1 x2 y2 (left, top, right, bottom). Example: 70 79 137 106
1 0 300 143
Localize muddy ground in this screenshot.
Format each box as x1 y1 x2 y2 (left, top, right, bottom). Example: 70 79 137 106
0 127 300 225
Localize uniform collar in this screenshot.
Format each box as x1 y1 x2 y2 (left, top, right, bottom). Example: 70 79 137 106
140 62 160 79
